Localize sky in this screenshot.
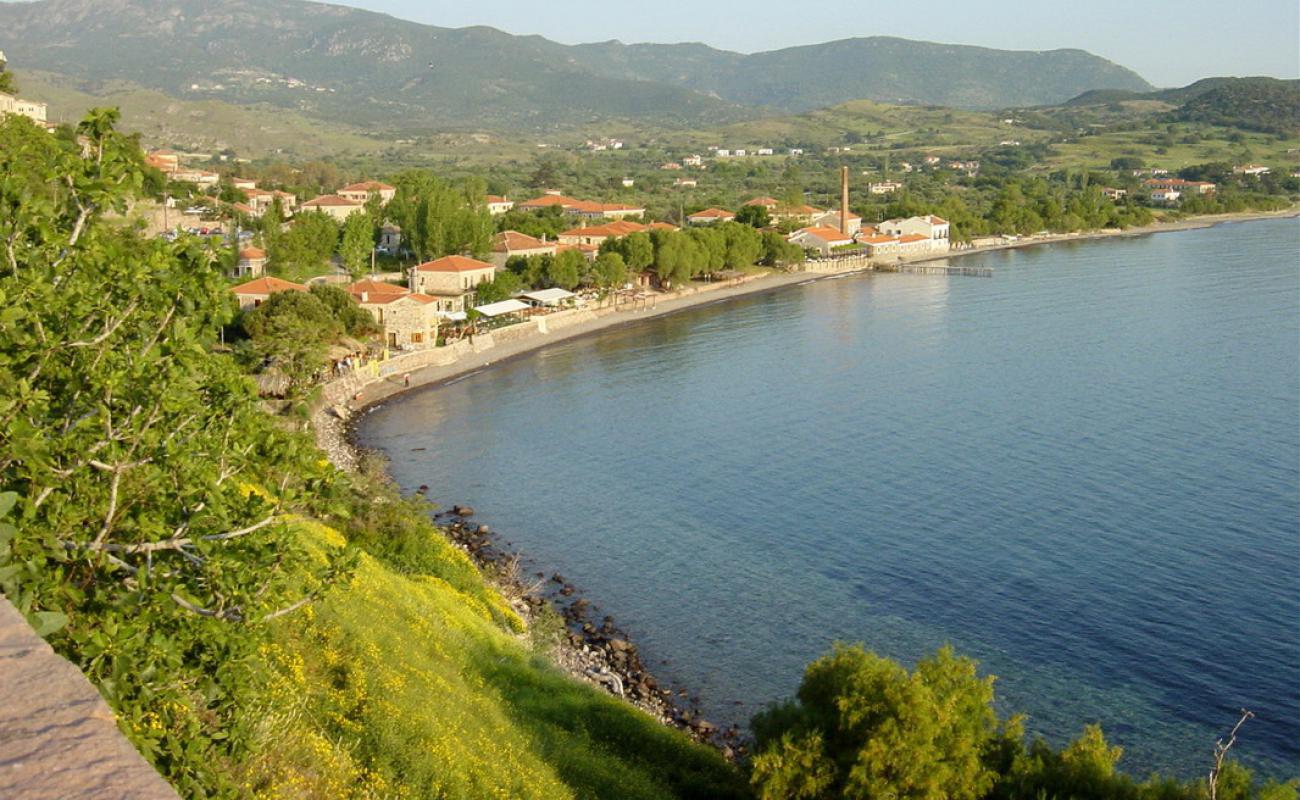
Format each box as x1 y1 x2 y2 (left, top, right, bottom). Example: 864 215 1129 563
336 0 1300 88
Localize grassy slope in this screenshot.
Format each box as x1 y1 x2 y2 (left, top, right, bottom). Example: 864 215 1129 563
1042 126 1299 172
665 99 1049 152
21 72 386 160
236 517 748 800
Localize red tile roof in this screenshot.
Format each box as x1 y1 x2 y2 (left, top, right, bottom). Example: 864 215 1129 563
492 231 552 252
339 181 394 193
302 194 362 208
238 246 267 260
413 255 496 273
689 207 736 219
348 279 408 296
745 196 780 208
795 226 854 242
232 276 307 295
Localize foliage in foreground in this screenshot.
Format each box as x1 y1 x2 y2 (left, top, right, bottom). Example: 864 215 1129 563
750 644 1298 800
0 111 746 798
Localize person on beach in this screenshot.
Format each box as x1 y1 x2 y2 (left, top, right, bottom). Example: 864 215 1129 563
403 373 411 388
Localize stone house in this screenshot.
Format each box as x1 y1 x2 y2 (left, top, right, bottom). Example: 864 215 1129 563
347 280 439 349
491 230 556 267
408 255 497 315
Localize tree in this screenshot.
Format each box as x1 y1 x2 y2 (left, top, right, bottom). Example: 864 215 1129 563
721 222 763 269
474 270 522 304
0 112 338 792
621 232 655 271
270 212 338 279
761 231 805 266
546 249 584 290
339 212 374 279
736 204 772 228
751 645 1001 800
309 284 378 337
241 290 343 386
593 251 628 289
0 68 16 95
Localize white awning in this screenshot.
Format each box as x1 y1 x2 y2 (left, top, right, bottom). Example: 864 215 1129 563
438 311 468 322
522 288 577 305
473 299 530 318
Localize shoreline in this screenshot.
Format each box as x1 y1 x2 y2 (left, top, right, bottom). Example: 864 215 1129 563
311 206 1297 750
330 206 1299 423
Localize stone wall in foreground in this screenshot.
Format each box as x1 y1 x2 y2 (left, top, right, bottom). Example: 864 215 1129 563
0 595 178 800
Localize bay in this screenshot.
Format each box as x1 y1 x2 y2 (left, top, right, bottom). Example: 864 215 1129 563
359 218 1300 777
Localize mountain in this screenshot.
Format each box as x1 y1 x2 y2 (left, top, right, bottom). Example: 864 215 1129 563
568 37 1153 111
0 0 1153 132
1064 77 1300 136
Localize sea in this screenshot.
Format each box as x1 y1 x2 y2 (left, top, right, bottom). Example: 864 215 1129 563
358 217 1300 778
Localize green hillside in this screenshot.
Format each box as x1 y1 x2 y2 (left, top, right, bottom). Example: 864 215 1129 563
0 0 1152 132
573 37 1153 111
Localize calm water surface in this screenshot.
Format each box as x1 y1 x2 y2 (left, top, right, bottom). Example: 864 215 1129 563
359 218 1300 777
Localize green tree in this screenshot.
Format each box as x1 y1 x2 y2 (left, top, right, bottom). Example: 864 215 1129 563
242 290 342 388
761 230 805 266
308 284 378 337
270 212 338 279
339 212 374 279
0 112 339 793
736 204 772 228
474 270 522 304
622 231 655 271
546 249 584 290
721 222 763 268
593 251 628 289
751 644 1001 800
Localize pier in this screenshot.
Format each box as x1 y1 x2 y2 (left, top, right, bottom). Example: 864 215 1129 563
877 263 994 277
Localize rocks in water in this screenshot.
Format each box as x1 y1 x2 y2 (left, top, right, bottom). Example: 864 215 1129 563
607 639 631 653
452 504 474 517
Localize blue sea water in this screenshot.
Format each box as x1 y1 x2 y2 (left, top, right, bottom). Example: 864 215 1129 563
359 218 1300 777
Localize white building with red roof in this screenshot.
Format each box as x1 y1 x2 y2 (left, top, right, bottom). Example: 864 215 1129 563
236 246 268 278
337 181 396 204
687 208 737 226
877 216 950 252
485 195 515 216
788 226 856 255
300 194 365 221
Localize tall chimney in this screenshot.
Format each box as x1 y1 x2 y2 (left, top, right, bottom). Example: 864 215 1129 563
840 166 850 235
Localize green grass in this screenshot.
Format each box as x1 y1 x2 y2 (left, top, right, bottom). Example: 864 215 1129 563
1042 125 1300 172
236 516 748 800
22 71 388 159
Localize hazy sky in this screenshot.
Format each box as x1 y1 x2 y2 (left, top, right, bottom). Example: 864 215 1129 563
336 0 1299 88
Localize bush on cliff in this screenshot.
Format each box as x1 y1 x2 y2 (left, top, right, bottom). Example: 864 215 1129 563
750 643 1298 800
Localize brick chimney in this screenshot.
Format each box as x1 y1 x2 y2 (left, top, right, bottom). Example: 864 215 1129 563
840 166 850 236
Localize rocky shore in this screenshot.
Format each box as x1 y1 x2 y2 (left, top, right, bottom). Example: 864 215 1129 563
434 502 744 758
